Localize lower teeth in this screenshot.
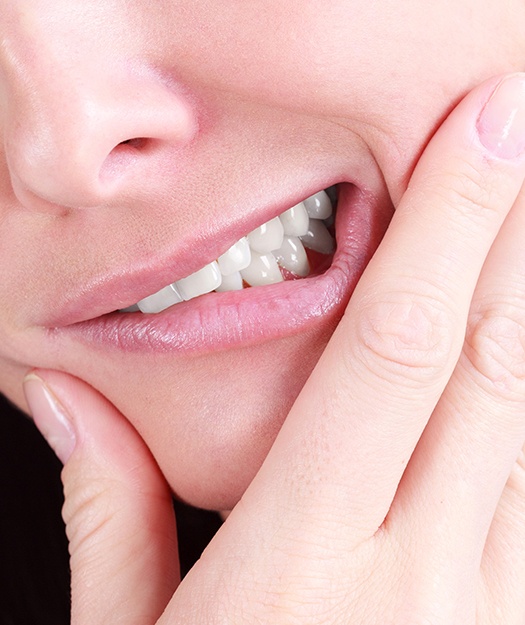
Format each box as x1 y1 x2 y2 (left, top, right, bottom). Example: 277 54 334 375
121 186 337 314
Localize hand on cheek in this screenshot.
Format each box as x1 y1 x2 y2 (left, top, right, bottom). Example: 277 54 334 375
24 73 525 624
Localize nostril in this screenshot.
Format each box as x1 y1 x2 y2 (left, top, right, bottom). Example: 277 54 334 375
117 137 148 150
100 137 154 185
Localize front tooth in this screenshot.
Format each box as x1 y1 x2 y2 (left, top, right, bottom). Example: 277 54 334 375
137 284 183 314
303 190 332 220
278 202 310 237
300 219 335 255
175 261 222 301
217 237 251 275
247 216 284 253
120 304 140 313
241 251 283 286
215 271 243 292
274 236 310 277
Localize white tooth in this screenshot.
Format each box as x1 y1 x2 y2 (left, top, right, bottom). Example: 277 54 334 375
119 304 140 313
275 236 310 277
137 284 183 314
215 271 244 292
175 261 222 301
240 251 283 286
278 202 310 237
303 190 332 220
247 216 284 253
300 219 335 255
217 237 251 275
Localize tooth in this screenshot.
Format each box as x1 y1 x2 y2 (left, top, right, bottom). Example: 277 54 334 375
247 216 284 253
119 304 140 313
215 271 244 292
300 219 335 255
303 190 332 220
175 261 222 301
278 202 310 237
217 237 251 276
137 284 183 314
275 236 310 277
130 193 337 315
241 251 283 286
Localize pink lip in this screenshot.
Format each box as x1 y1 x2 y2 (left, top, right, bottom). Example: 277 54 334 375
45 182 340 327
51 184 393 354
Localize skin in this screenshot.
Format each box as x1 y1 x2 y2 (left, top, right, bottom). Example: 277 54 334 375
1 0 524 511
3 2 525 620
25 77 525 622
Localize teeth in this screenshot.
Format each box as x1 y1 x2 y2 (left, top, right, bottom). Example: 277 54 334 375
278 202 310 237
217 237 251 275
120 304 141 313
175 261 222 301
246 216 284 253
121 187 337 314
274 236 310 277
241 251 283 287
303 190 332 220
137 284 183 314
300 219 335 255
215 270 244 292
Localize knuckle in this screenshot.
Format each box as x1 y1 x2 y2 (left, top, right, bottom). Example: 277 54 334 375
464 306 525 401
354 290 455 383
62 468 117 555
245 574 350 625
429 159 510 223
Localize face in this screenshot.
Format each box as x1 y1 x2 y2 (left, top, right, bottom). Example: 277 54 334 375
1 0 524 509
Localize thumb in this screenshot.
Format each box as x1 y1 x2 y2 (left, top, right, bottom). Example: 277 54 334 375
23 370 180 625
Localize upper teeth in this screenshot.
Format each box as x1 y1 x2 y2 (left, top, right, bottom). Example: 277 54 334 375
122 189 336 314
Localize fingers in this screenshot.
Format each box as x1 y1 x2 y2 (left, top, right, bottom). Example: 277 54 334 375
242 74 525 541
24 370 179 625
480 447 525 624
391 181 525 561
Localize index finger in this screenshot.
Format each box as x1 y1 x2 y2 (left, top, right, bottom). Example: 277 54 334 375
245 74 525 540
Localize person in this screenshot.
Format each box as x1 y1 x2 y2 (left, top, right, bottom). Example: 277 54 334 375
2 0 525 622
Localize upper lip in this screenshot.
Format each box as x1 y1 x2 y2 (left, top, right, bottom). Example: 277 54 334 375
44 179 344 327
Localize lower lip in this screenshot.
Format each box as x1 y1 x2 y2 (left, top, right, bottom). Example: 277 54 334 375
54 185 390 354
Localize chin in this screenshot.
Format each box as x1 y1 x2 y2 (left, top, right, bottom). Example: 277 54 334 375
112 328 335 511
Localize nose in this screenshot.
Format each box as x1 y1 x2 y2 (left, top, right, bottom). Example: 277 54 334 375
2 49 197 211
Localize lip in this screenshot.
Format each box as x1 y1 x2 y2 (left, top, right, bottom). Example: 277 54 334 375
50 183 393 354
44 182 340 327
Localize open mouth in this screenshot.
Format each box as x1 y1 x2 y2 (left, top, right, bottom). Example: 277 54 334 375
120 187 338 314
55 181 391 353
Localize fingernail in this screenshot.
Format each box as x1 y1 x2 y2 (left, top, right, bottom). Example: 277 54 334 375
23 374 76 463
477 73 525 159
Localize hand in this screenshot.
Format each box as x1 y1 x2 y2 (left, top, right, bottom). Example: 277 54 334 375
24 73 525 623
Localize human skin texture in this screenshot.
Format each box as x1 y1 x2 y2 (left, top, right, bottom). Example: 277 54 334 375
1 0 525 510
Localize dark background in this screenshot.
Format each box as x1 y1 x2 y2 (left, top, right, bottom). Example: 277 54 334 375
0 392 221 625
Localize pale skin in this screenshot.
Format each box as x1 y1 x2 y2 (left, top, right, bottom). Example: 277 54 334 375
2 1 525 623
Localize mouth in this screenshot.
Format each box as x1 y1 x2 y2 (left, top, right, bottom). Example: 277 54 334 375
121 187 337 315
51 182 392 354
